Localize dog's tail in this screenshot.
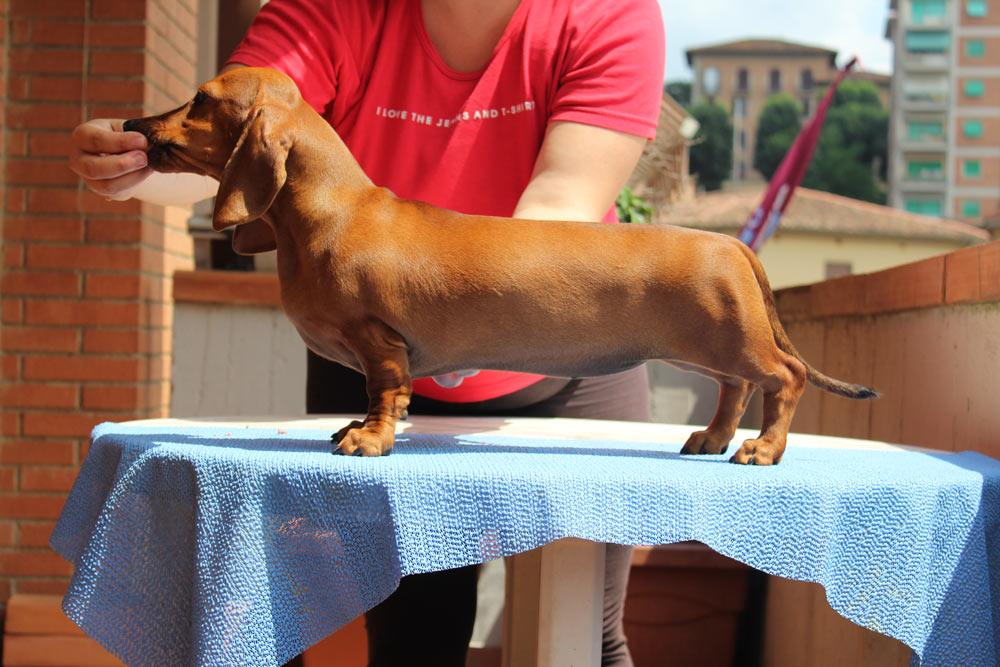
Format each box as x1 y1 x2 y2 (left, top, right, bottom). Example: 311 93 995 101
740 242 880 400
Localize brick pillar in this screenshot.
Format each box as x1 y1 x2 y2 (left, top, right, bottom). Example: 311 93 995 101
0 0 197 600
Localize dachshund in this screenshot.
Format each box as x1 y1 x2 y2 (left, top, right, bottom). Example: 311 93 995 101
124 67 877 464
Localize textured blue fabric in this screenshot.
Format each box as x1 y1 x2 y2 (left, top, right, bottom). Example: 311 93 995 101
51 422 1000 667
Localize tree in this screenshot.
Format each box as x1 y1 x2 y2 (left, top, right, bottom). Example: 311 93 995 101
665 80 691 109
688 102 733 191
803 80 888 203
753 95 801 180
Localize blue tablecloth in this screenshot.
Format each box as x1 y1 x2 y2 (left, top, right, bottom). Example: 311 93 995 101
51 418 1000 667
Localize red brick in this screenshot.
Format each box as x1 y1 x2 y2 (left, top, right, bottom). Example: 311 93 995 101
9 47 82 74
78 190 142 216
26 245 142 271
84 104 144 121
87 23 145 48
18 521 56 548
85 218 142 243
16 579 69 596
23 355 143 382
0 440 74 465
27 20 84 46
981 241 1000 300
84 78 144 104
863 256 945 314
945 245 981 304
6 131 27 156
5 104 81 131
1 326 78 352
22 412 109 437
7 75 30 101
28 75 84 102
83 329 145 354
0 550 73 576
82 385 141 411
3 215 83 241
2 355 20 380
0 521 15 546
20 467 78 492
7 158 78 185
83 273 143 299
26 188 80 214
0 469 16 493
5 243 25 268
89 51 143 76
7 186 27 211
810 274 866 318
2 271 80 296
0 494 67 520
28 132 72 157
25 300 141 326
0 384 78 409
91 0 145 19
10 18 30 42
3 298 24 324
9 0 85 18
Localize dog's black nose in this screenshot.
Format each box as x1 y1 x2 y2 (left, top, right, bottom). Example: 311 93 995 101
122 118 140 132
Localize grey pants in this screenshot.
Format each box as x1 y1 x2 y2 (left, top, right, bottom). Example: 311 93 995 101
306 352 650 666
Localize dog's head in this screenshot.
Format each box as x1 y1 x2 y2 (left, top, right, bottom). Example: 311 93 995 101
124 67 301 253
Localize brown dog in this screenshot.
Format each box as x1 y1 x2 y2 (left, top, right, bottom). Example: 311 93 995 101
125 67 877 465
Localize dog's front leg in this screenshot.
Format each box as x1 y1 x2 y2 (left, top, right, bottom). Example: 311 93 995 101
332 325 412 456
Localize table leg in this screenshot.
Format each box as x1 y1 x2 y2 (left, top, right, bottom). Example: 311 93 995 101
502 538 605 667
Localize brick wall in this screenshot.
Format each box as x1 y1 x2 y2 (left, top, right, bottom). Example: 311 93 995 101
0 0 198 601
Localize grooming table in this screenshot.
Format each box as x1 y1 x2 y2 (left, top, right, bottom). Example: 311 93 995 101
51 416 1000 666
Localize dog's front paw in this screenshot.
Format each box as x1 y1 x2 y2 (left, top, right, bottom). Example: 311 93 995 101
680 429 731 456
332 421 394 456
728 438 783 466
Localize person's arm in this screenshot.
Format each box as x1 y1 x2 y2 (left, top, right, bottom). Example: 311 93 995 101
513 120 646 222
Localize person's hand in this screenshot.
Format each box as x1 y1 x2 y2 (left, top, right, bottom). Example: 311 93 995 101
69 119 151 200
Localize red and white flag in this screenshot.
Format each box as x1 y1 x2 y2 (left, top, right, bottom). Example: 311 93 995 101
738 57 858 252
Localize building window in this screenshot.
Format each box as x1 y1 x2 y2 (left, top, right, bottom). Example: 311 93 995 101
737 161 747 180
964 119 984 137
733 96 746 118
907 159 945 181
737 68 749 92
769 69 782 92
967 39 986 57
800 69 814 90
963 200 981 217
902 75 950 103
702 66 720 96
801 97 812 116
911 0 947 23
737 129 746 151
906 30 951 52
965 79 985 97
964 159 982 178
905 198 944 216
967 0 988 17
908 119 944 141
825 262 853 279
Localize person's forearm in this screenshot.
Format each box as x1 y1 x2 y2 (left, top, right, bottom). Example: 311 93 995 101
126 171 219 206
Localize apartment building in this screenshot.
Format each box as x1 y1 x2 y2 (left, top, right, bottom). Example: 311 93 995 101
886 0 1000 222
686 39 890 184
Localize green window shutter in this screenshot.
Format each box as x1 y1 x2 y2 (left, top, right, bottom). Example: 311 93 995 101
906 31 951 52
908 120 944 140
964 160 982 178
967 39 986 57
965 79 985 97
967 0 988 17
963 200 981 217
964 119 984 137
905 199 944 216
912 0 948 23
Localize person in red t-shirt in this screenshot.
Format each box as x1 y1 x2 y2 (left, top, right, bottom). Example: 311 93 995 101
70 1 664 664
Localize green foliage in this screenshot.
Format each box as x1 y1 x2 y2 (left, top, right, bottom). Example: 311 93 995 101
752 80 889 204
754 95 801 180
616 186 654 223
664 80 691 108
688 102 733 191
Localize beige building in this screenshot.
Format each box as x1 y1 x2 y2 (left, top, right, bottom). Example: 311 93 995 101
885 0 1000 224
657 186 988 288
686 39 890 184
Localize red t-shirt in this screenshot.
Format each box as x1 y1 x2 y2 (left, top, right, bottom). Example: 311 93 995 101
229 0 665 402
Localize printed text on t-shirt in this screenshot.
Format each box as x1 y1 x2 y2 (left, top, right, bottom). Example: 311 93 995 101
374 101 536 128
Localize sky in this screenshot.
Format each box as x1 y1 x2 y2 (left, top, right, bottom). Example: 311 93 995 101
656 0 894 82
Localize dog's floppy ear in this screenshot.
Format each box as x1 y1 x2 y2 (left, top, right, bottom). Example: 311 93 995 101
213 105 292 231
232 219 277 255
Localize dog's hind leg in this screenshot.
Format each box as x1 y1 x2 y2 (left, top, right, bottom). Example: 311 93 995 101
670 362 753 456
727 349 806 466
